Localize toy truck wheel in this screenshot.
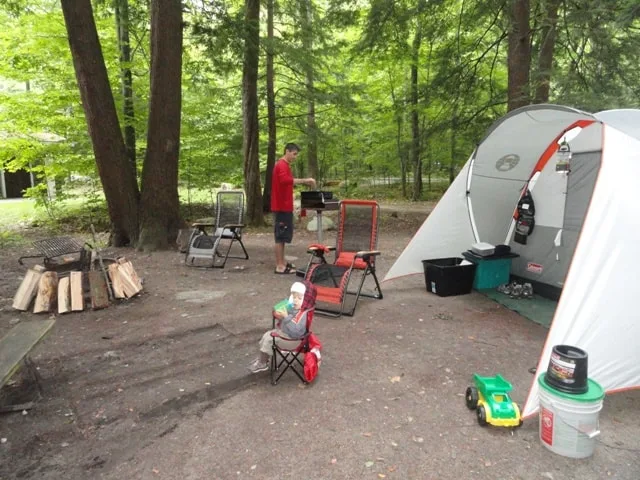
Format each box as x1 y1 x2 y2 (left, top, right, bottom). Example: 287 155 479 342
465 386 479 410
476 405 488 426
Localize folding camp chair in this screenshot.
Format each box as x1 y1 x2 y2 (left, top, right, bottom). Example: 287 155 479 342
303 200 383 317
270 281 318 385
185 190 249 268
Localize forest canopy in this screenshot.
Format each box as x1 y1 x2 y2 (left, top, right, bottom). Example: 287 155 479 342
1 0 639 246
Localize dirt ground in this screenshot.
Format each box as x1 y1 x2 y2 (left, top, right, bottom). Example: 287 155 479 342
0 206 639 480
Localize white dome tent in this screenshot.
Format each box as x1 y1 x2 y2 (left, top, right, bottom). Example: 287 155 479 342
384 105 640 418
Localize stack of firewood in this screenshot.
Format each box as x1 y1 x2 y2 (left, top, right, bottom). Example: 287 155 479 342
11 257 143 314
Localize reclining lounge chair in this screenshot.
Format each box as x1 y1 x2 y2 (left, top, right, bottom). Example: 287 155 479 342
303 200 383 317
185 190 249 268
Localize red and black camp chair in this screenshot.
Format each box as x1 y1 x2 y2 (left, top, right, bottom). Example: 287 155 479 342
303 200 383 317
270 281 318 385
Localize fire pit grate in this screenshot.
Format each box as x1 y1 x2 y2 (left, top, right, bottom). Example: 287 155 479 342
32 237 85 259
18 236 89 270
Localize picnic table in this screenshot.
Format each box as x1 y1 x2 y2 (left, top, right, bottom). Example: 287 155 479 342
0 319 56 412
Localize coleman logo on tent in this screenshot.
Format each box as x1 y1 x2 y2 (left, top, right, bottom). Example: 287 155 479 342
495 154 520 172
527 262 543 274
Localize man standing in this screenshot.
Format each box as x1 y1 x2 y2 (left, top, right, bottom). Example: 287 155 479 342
271 143 315 274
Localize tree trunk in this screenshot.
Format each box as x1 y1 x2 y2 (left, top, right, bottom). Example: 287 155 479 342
61 0 139 246
388 73 407 198
533 0 560 104
450 0 463 185
507 0 531 111
242 0 264 225
450 109 458 184
306 91 318 181
300 0 318 181
115 0 137 172
410 21 422 201
138 0 183 250
262 0 276 213
397 115 407 198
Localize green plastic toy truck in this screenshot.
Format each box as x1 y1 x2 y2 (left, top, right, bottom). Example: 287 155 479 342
465 374 523 428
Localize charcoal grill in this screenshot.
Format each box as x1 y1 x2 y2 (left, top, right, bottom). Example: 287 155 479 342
300 191 339 243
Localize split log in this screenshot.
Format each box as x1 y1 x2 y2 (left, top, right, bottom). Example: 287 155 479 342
117 258 143 298
108 263 125 299
58 276 71 314
33 271 58 313
88 270 109 310
70 271 84 311
12 265 45 311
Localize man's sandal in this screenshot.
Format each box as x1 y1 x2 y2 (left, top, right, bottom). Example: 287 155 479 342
274 262 296 274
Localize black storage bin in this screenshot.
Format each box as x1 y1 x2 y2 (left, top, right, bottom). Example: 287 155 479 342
422 257 476 297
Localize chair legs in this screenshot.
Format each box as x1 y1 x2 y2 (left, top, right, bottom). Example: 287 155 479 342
184 231 249 269
270 347 307 385
312 266 384 318
212 236 249 269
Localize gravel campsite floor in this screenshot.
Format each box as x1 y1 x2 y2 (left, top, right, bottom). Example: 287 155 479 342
0 205 638 480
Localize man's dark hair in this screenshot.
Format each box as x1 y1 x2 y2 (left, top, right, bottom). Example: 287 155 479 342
284 143 300 154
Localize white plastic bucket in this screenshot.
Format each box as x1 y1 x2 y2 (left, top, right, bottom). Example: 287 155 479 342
537 375 605 459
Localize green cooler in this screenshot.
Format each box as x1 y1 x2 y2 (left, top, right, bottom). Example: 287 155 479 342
462 251 519 289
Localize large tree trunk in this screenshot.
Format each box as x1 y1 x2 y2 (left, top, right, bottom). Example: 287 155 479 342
300 0 318 181
387 73 407 198
115 0 137 172
138 0 183 250
533 0 560 104
262 0 277 213
242 0 264 225
61 0 139 246
507 0 531 111
410 21 422 201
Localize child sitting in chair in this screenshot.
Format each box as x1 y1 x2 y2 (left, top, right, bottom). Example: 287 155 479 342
248 281 307 374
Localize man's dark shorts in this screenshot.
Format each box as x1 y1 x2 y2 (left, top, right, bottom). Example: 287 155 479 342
274 211 294 244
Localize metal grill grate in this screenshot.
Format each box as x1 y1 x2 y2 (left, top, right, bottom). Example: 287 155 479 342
32 237 84 259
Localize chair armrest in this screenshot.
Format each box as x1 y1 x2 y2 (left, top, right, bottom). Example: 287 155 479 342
191 222 214 228
355 250 381 258
307 245 335 255
221 223 245 230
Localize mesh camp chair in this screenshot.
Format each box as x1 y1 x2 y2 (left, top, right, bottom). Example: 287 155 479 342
270 281 318 385
303 200 383 317
185 190 249 268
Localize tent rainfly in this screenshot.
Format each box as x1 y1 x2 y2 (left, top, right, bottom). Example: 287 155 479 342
384 105 640 418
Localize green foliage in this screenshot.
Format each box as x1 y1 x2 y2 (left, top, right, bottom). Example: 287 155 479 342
0 228 24 246
0 0 639 217
347 176 450 202
0 197 36 225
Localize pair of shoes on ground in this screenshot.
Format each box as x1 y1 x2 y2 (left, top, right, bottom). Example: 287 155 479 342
274 262 296 275
248 358 269 374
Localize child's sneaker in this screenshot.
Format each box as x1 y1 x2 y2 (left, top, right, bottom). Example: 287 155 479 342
248 358 269 374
